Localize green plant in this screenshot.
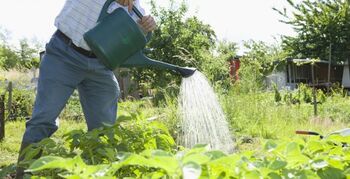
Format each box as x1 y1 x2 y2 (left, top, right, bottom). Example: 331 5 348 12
60 91 84 121
26 135 350 178
6 88 34 121
273 83 282 103
275 0 350 62
235 40 287 94
281 84 328 105
128 0 217 103
20 112 176 168
0 32 42 71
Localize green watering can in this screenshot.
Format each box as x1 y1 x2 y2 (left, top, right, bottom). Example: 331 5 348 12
84 1 196 78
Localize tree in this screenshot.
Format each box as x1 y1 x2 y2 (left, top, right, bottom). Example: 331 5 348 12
0 30 41 71
274 0 350 62
18 39 41 70
130 0 217 98
0 45 20 71
237 40 287 93
201 40 238 91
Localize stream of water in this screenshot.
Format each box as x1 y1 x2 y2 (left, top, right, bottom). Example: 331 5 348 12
178 71 234 153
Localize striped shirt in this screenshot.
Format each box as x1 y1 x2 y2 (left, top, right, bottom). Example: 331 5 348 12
55 0 145 50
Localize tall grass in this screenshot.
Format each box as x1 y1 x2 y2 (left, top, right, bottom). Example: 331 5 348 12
221 89 349 141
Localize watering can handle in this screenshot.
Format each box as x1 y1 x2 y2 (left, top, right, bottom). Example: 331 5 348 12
132 6 144 19
132 6 153 41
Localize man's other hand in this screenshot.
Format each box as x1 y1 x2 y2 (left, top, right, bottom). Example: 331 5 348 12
116 0 133 12
138 15 156 33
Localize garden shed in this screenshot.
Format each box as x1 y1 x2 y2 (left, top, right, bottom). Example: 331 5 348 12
285 58 344 89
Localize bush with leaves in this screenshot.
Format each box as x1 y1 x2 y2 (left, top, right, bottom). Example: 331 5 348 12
200 40 238 93
60 91 84 121
235 40 287 93
130 0 217 100
18 112 176 173
6 88 35 121
24 134 350 178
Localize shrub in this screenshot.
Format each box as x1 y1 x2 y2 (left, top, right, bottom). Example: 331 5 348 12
6 88 34 121
60 91 84 121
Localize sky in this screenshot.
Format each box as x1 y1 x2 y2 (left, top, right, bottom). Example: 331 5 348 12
0 0 297 54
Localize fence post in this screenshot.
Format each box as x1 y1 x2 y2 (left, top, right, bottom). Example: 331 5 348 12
0 95 5 141
7 81 12 120
311 63 318 116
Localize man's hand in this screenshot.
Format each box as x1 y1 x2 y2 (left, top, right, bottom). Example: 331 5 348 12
116 0 133 12
138 15 156 33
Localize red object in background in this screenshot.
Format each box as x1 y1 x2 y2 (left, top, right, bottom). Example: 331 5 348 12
229 57 240 82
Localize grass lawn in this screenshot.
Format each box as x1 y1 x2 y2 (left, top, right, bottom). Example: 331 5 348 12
0 119 86 167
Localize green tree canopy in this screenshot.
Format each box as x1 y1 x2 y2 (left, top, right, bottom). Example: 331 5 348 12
274 0 350 62
0 27 41 71
130 0 217 95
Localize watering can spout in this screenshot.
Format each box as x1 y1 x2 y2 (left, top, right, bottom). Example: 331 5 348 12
120 51 196 78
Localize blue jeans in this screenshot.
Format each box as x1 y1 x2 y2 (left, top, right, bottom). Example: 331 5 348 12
22 32 120 143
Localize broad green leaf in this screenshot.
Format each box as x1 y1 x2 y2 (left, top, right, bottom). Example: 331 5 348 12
150 156 179 174
307 141 324 154
268 172 282 179
258 167 274 178
23 147 42 161
244 170 262 179
151 150 173 157
207 155 240 177
156 134 176 150
182 153 211 165
285 142 300 156
296 169 319 179
265 140 278 152
27 156 71 172
146 171 166 179
311 159 328 170
327 158 344 170
113 152 179 175
205 150 227 160
327 135 350 144
269 160 287 170
285 142 309 167
64 175 83 179
329 147 343 156
317 167 345 179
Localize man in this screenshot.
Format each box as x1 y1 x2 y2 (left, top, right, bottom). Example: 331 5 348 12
16 0 156 178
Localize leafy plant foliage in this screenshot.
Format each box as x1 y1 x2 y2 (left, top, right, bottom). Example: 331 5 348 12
25 124 350 178
0 28 41 71
275 0 350 62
